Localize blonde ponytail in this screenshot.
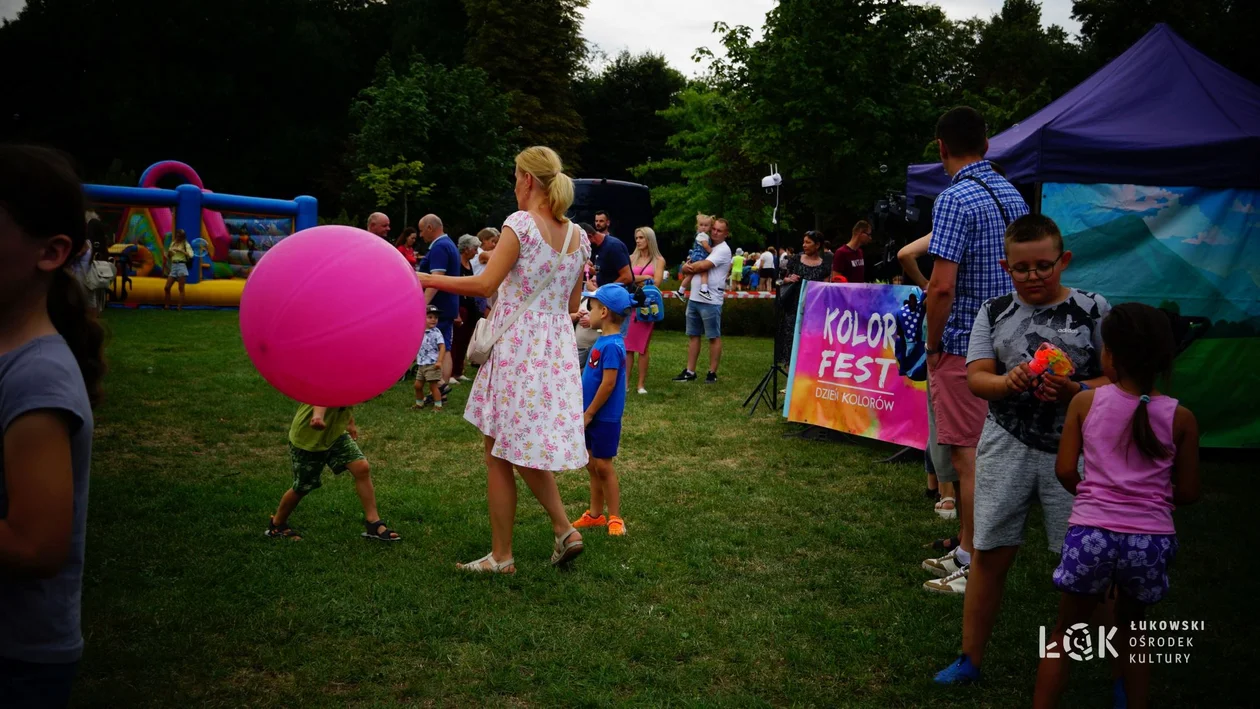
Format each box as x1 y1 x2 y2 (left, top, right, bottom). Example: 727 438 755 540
516 146 574 222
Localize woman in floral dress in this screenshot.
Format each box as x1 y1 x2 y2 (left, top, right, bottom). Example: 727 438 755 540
419 146 589 574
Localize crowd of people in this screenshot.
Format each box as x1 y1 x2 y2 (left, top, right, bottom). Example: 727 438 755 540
0 102 1204 707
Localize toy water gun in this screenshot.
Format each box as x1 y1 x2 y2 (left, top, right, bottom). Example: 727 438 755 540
1028 342 1075 378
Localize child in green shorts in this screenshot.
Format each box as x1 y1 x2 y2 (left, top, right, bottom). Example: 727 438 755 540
266 404 401 541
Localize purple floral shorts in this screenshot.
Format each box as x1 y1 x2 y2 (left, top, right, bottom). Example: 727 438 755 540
1052 525 1178 604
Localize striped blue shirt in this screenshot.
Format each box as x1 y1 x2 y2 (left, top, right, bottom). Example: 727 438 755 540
928 160 1029 356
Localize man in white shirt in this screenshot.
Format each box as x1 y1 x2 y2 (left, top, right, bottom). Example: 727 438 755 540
673 217 733 384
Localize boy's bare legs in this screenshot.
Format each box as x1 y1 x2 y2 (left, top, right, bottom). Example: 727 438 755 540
345 459 380 523
952 445 976 553
347 459 399 539
961 544 1019 667
310 406 327 430
1034 593 1101 709
272 488 305 526
592 457 620 518
587 456 606 515
429 381 442 407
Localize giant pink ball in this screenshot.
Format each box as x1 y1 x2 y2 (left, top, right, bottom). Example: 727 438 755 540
240 225 425 407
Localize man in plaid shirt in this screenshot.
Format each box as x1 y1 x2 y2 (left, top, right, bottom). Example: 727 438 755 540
922 107 1029 598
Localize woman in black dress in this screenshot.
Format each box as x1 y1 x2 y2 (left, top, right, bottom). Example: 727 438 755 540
777 231 831 363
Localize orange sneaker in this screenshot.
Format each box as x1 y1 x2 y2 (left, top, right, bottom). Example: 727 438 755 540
607 515 627 536
573 510 607 529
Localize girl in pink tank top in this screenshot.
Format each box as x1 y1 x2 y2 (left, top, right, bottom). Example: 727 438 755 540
1035 303 1201 709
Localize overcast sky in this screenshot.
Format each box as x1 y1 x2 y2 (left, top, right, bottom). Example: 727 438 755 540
0 0 21 22
583 0 1081 76
1 0 1081 77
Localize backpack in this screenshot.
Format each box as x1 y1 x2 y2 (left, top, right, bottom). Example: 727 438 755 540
636 279 666 323
893 289 927 382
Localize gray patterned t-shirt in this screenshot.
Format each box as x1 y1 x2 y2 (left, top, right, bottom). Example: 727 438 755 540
967 289 1110 452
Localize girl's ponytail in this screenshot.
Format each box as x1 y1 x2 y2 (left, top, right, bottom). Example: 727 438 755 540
1101 302 1175 460
1130 392 1167 460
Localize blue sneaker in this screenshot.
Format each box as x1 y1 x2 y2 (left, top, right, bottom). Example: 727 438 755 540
934 654 981 685
1113 677 1127 709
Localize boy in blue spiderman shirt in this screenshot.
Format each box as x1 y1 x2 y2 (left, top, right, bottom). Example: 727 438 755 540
572 284 635 537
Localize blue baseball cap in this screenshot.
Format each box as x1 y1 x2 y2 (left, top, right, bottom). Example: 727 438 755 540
582 283 633 315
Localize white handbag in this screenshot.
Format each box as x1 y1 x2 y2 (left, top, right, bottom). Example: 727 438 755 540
465 221 577 366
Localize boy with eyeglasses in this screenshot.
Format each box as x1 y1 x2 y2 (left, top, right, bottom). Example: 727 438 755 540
933 214 1112 684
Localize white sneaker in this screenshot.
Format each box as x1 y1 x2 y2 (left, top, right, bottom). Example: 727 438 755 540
457 375 472 383
447 378 460 386
922 547 965 578
637 388 648 395
923 564 969 595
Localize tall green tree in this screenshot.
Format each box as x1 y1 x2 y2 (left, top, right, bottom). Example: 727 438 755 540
1072 0 1260 84
351 58 515 230
464 0 589 169
950 0 1085 135
965 1 1084 99
632 85 776 255
710 0 963 228
574 51 686 181
357 158 431 226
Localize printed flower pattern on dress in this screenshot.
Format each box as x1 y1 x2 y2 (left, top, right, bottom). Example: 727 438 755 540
463 211 591 471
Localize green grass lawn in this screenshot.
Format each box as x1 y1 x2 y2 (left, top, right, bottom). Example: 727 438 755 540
77 310 1250 707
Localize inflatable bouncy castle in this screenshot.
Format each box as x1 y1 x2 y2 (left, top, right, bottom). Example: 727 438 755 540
86 161 317 307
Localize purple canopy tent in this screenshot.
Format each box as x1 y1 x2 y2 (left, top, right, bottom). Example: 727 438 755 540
906 23 1260 200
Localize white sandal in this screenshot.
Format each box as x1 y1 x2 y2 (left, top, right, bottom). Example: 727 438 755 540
935 497 957 520
457 552 515 574
550 528 584 567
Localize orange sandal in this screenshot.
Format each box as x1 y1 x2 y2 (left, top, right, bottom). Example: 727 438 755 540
608 516 626 536
573 510 607 529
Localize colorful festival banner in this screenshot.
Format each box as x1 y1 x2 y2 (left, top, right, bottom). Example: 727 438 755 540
783 282 927 448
